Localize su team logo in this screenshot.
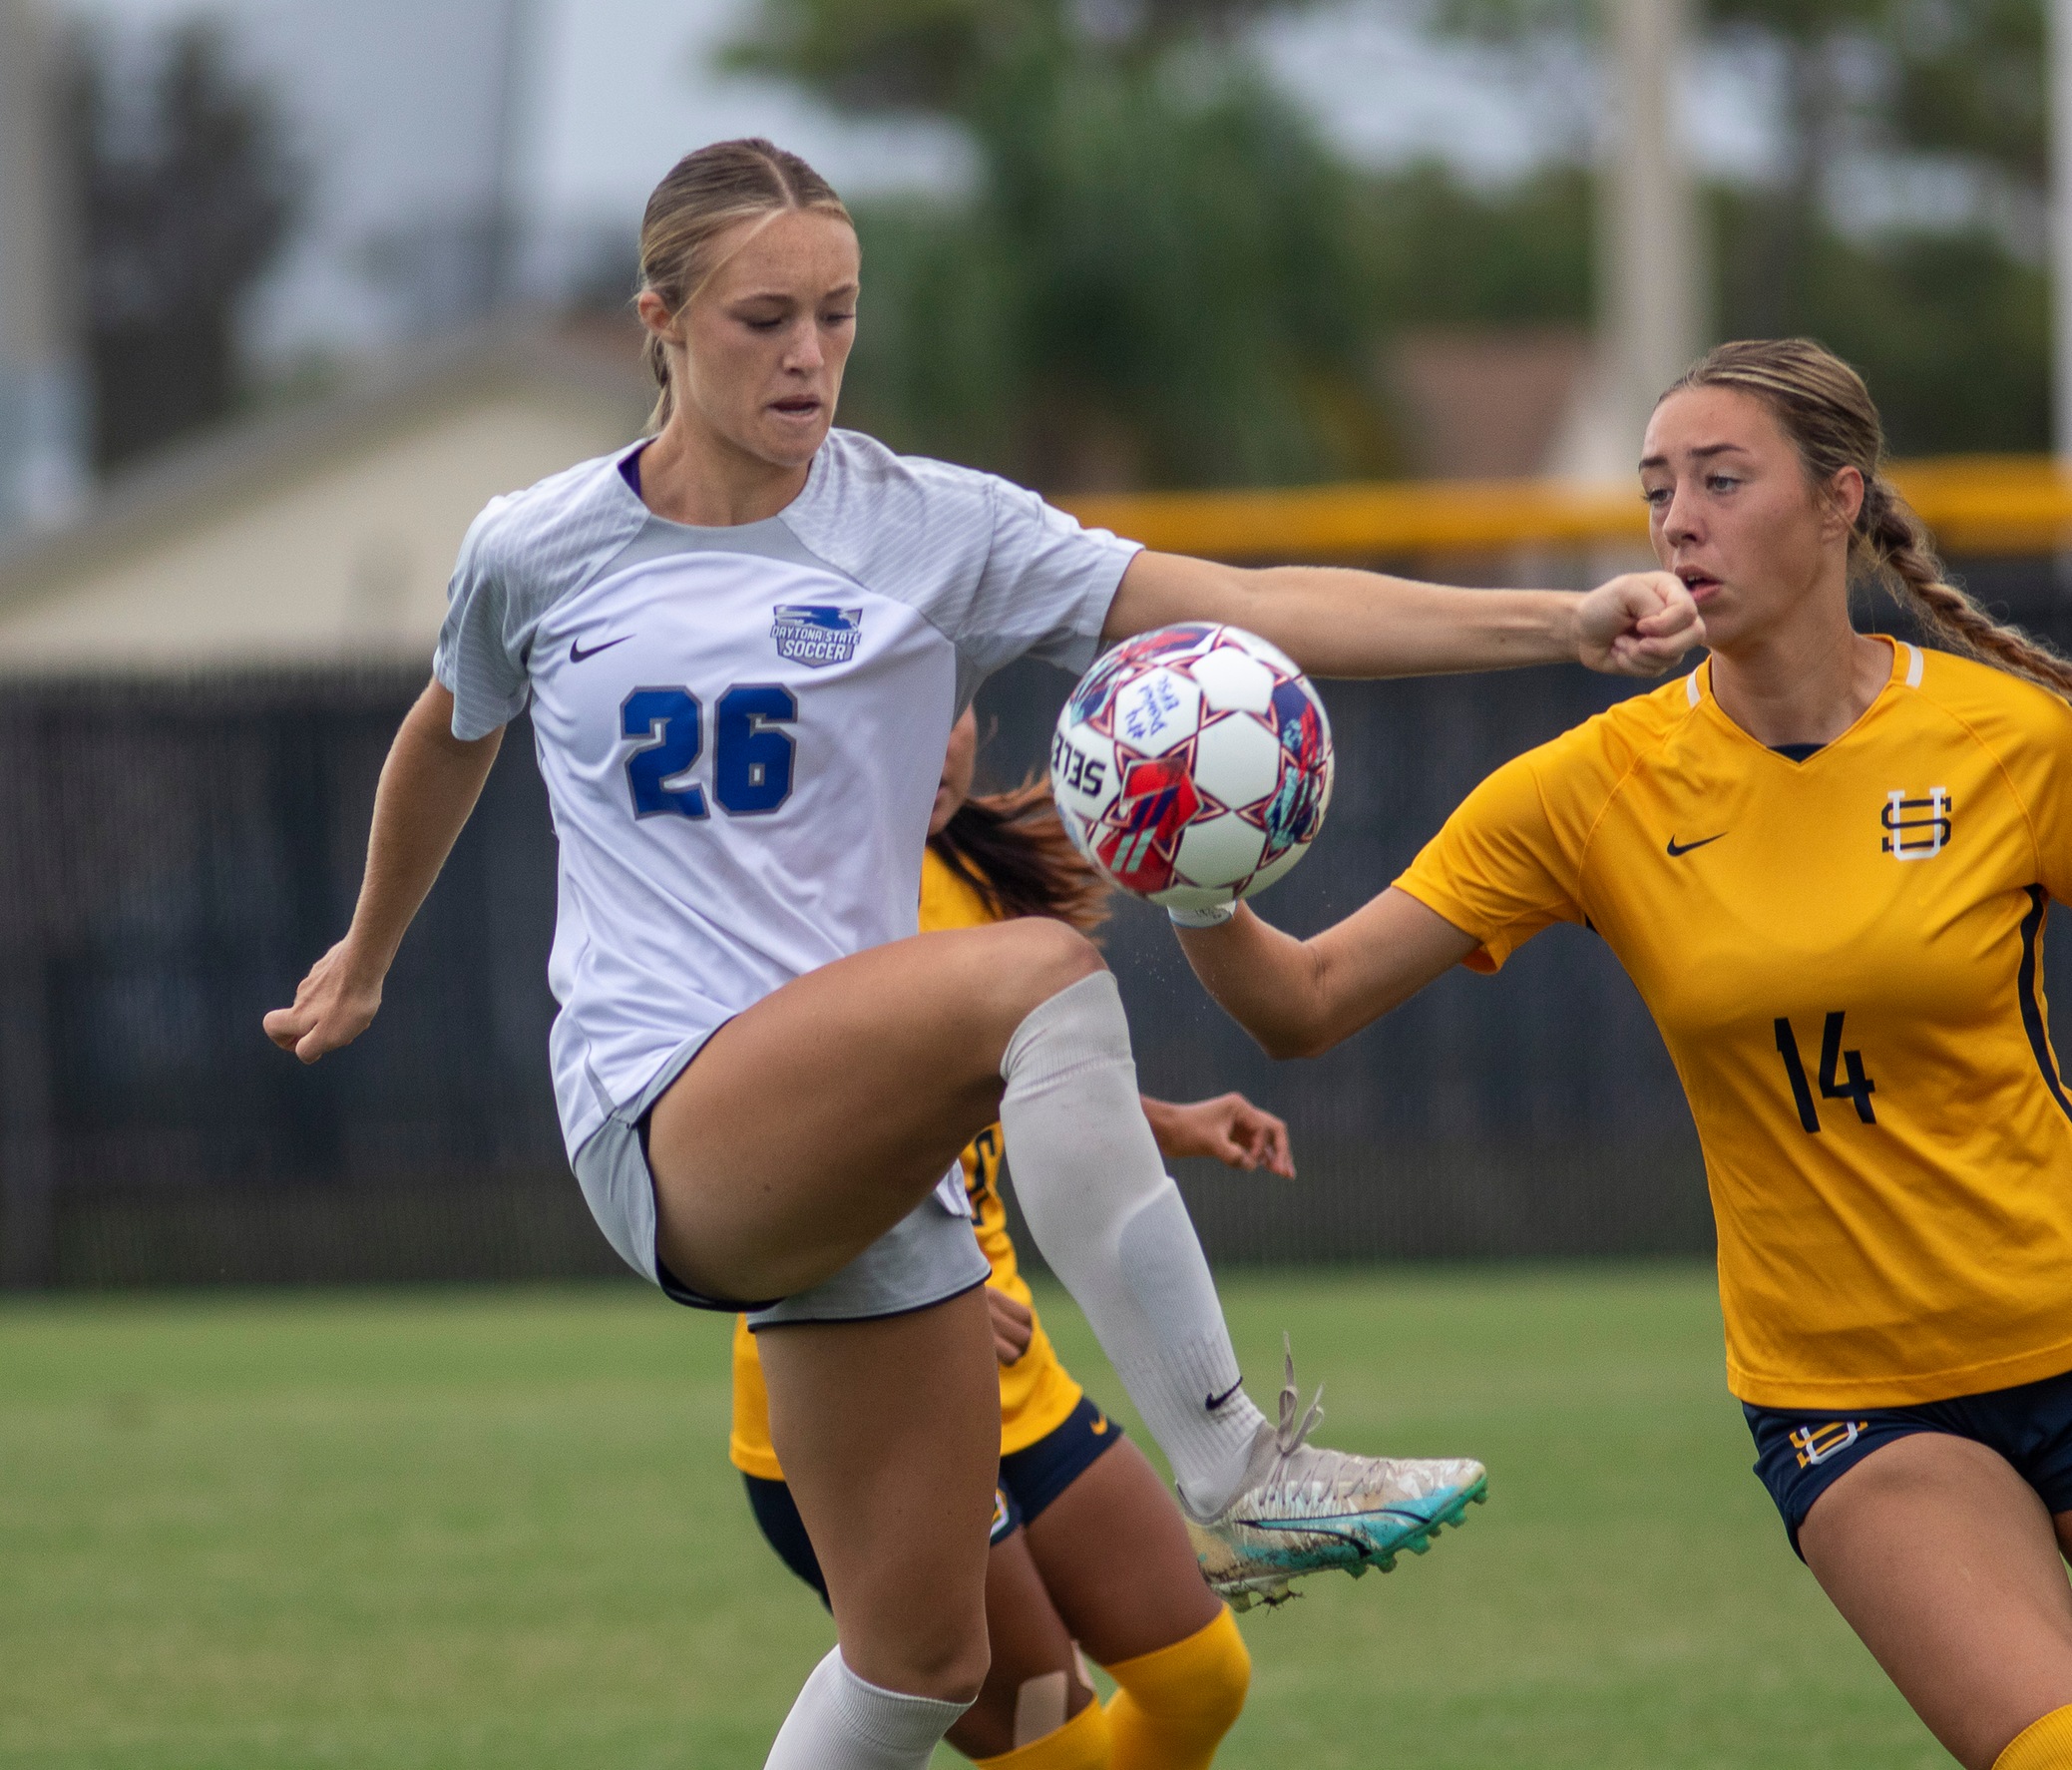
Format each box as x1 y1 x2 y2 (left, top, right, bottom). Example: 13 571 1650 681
1790 1420 1869 1469
772 605 862 668
1881 787 1952 860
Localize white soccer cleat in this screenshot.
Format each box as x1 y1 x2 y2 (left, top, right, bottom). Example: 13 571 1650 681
1181 1337 1487 1610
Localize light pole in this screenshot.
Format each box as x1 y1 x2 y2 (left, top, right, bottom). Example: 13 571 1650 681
1558 0 1703 482
483 0 535 311
0 0 87 536
2052 0 2072 474
1599 0 1699 470
1602 0 1702 444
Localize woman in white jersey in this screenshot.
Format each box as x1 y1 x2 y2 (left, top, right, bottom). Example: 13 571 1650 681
264 138 1702 1770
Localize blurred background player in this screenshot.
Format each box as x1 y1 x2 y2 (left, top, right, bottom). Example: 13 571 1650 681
1174 338 2072 1770
732 707 1269 1768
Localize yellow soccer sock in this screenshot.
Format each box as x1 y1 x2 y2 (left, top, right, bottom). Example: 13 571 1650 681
974 1689 1111 1770
1998 1705 2072 1770
1102 1608 1251 1770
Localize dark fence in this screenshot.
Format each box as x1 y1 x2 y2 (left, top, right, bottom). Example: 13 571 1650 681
2 559 2064 1286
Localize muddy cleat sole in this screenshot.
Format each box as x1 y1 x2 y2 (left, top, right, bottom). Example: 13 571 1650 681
1182 1337 1488 1609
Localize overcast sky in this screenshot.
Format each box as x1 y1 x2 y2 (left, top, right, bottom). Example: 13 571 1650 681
53 0 1785 362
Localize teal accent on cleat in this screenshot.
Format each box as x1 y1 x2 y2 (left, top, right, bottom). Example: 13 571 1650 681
1183 1336 1489 1606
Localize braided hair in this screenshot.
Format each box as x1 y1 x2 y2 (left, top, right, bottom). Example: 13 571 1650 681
1662 339 2072 700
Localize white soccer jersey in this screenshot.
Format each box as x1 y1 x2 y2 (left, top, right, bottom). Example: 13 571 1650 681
434 429 1139 1157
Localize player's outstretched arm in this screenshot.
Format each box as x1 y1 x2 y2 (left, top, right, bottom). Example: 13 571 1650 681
1174 889 1478 1061
262 678 503 1064
1102 551 1703 679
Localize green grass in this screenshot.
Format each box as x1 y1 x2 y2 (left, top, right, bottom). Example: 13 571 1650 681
0 1268 1942 1768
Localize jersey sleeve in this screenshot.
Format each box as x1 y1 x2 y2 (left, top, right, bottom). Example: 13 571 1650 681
779 434 1139 693
1393 747 1585 973
433 499 529 740
1993 676 2072 903
963 477 1140 678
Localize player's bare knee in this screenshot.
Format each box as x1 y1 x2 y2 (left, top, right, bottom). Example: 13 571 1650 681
1003 916 1104 1011
889 1622 991 1706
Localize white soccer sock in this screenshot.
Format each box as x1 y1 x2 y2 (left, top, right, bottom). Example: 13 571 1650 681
763 1648 972 1770
999 970 1268 1517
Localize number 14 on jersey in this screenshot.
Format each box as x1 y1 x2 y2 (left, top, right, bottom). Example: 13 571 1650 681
1774 1012 1878 1132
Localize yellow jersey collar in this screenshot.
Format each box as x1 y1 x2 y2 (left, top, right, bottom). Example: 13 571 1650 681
1683 639 1921 712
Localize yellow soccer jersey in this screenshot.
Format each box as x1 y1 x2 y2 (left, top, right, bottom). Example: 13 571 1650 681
1397 640 2072 1409
728 846 1086 1481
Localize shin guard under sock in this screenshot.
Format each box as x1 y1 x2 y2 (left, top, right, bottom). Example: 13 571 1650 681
974 1692 1111 1769
1103 1609 1251 1770
763 1648 972 1770
999 972 1267 1516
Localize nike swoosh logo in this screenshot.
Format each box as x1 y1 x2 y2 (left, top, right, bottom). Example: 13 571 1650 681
569 635 632 664
1205 1379 1244 1411
1666 833 1726 857
1089 1414 1109 1436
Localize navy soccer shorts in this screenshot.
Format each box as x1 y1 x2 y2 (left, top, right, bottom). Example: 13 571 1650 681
1746 1365 2072 1557
744 1394 1125 1604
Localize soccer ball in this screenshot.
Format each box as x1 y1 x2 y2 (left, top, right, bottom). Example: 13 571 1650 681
1049 623 1335 912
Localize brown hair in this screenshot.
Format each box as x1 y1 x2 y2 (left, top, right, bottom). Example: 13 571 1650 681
636 138 854 434
1660 338 2072 700
931 781 1110 935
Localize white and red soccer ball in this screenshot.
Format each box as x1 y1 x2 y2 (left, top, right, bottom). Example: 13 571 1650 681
1049 624 1335 912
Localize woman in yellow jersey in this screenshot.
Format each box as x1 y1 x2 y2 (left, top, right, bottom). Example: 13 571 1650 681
1172 339 2072 1770
734 708 1284 1769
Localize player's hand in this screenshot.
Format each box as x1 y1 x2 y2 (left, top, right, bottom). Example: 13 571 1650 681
1575 571 1704 676
1142 1093 1295 1178
988 1285 1035 1366
263 940 384 1064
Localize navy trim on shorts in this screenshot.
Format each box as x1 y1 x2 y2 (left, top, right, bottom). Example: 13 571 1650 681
745 1472 1022 1608
634 1106 784 1313
740 1394 1124 1602
744 1475 832 1607
1001 1393 1125 1525
1746 1364 2072 1557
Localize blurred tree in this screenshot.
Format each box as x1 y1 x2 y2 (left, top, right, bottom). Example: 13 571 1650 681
727 0 1320 110
1428 0 2049 450
726 0 1396 489
1364 164 1593 328
1887 0 2045 186
63 21 298 470
1716 192 2047 453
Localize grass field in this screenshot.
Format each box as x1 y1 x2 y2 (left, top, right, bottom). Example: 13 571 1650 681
0 1266 1943 1769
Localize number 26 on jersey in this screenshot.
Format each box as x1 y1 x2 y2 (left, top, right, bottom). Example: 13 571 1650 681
621 684 796 819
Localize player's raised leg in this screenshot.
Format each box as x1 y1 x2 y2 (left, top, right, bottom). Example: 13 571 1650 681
650 915 1481 1623
651 915 1273 1516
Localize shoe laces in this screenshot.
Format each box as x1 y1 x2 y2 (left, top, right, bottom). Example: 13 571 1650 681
1263 1333 1439 1507
1273 1331 1325 1457
1266 1333 1376 1500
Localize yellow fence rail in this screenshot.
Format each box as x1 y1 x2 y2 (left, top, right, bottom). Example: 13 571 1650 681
1059 455 2072 563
